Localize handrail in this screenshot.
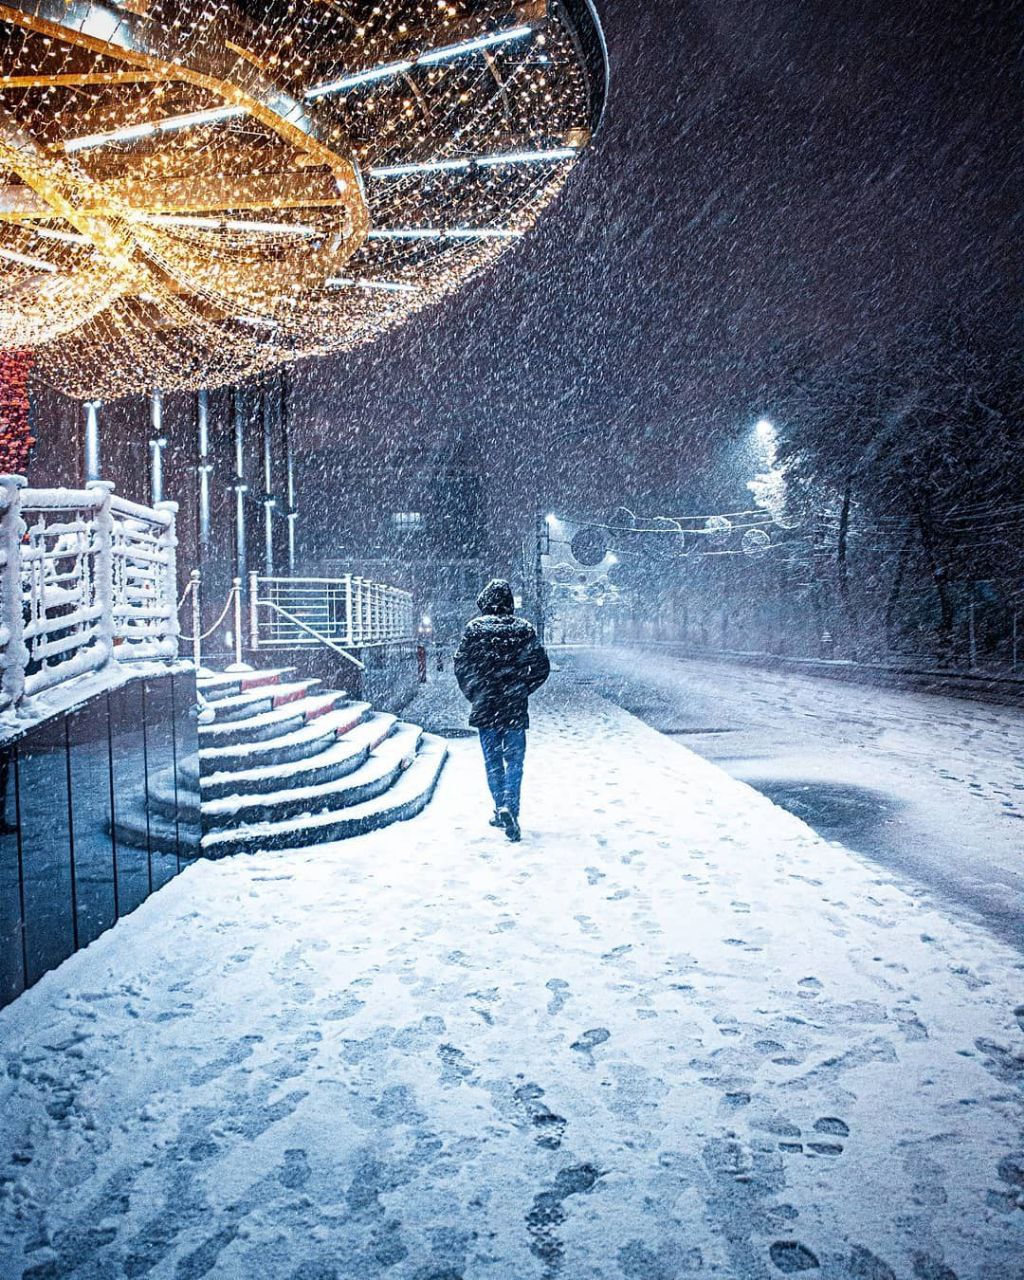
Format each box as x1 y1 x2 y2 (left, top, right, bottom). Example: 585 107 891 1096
255 596 365 669
0 474 180 718
249 571 415 652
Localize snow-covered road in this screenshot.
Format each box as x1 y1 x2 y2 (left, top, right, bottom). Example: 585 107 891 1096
1 676 1023 1279
561 648 1024 950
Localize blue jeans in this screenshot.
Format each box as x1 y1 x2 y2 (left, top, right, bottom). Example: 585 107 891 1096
478 728 527 818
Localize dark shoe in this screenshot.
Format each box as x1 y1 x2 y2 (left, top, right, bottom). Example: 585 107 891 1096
489 810 504 828
497 807 521 843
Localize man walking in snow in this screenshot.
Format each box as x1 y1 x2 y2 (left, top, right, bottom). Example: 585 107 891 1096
454 579 550 842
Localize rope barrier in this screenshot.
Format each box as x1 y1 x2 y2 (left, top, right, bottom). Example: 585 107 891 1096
178 585 238 643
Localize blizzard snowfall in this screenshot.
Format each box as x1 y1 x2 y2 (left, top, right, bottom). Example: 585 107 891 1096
1 675 1023 1279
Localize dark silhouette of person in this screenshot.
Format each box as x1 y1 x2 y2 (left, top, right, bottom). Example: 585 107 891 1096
453 579 550 842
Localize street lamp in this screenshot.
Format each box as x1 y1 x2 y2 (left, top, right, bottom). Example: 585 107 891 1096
755 417 774 441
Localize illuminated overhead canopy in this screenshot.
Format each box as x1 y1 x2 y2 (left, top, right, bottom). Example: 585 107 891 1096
0 0 607 399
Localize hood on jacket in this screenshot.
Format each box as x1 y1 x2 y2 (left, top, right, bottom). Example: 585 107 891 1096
477 578 515 616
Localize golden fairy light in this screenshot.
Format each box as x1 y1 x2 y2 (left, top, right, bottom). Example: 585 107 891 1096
0 0 605 400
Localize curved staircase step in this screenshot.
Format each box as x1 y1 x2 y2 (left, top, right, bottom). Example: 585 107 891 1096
201 723 423 829
196 668 294 702
199 702 372 772
198 692 347 747
201 734 448 855
200 711 396 799
204 679 322 723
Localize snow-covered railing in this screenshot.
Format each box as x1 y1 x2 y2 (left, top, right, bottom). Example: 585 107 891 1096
0 475 178 714
249 573 414 655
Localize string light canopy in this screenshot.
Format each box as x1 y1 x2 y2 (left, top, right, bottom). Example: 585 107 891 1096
0 0 607 400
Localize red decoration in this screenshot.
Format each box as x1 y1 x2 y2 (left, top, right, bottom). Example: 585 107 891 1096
0 350 35 475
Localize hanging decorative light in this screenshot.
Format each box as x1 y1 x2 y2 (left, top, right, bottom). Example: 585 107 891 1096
0 0 607 400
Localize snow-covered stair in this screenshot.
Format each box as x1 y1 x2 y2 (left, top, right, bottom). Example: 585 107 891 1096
114 666 447 856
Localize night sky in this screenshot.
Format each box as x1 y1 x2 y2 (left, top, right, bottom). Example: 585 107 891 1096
293 0 1021 519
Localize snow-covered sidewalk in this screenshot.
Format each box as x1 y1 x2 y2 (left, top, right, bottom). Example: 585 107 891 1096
1 677 1023 1279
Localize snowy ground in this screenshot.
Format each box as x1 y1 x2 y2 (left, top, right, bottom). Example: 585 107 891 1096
2 673 1024 1279
561 648 1024 951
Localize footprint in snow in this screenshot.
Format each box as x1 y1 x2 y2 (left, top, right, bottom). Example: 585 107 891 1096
571 1028 611 1054
545 979 570 1015
813 1117 850 1137
769 1241 820 1272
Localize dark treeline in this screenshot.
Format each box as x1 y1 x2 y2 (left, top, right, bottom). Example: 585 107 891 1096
600 306 1024 670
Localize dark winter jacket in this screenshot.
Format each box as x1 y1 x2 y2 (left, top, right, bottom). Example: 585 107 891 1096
453 580 550 729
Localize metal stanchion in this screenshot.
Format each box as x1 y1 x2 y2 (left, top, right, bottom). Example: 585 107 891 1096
190 569 203 673
226 577 250 672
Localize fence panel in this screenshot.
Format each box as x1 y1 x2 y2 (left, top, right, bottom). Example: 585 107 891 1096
19 486 110 701
251 574 414 652
110 495 178 661
0 478 179 719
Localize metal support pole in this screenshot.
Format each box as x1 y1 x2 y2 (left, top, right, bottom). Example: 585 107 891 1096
190 569 202 672
148 389 165 504
83 400 102 482
149 435 167 506
227 577 246 670
281 373 297 574
261 381 275 574
197 389 211 547
232 387 248 594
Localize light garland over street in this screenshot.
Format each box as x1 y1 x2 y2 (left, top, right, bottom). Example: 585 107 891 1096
0 0 606 399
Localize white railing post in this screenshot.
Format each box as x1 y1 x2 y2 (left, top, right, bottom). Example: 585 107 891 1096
154 499 179 660
189 569 202 671
0 475 27 709
344 574 354 647
227 576 245 670
249 571 259 650
87 480 116 670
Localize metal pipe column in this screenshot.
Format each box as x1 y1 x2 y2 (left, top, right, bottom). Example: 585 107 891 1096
232 386 248 586
149 389 166 505
282 372 297 574
83 400 102 482
197 388 211 548
261 380 275 574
